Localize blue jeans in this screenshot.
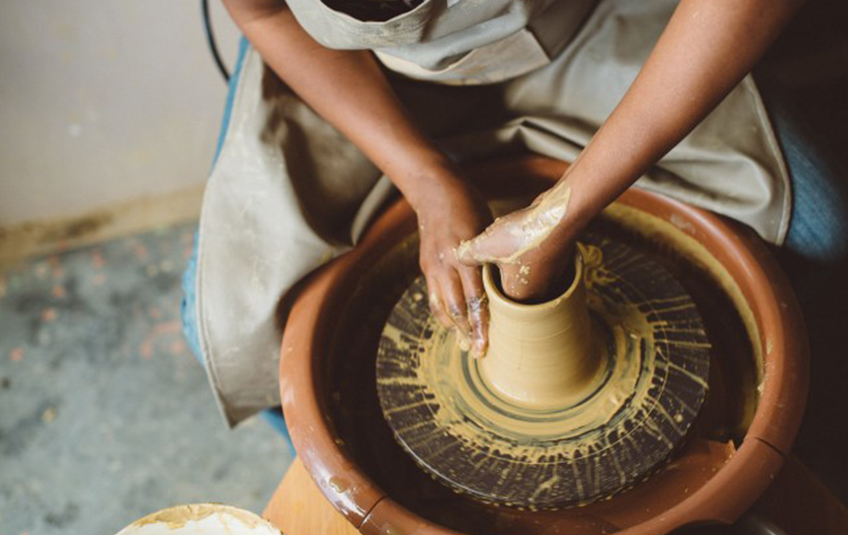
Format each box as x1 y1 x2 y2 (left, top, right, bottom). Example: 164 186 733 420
782 131 848 266
765 85 848 307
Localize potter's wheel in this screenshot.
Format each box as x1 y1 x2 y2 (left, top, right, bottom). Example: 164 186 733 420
376 234 710 508
280 154 808 535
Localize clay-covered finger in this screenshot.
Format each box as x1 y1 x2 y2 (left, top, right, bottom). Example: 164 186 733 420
455 230 495 266
439 273 473 346
458 265 489 358
424 275 453 329
497 263 525 300
455 220 519 266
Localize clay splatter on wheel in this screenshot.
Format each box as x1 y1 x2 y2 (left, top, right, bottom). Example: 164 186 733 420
376 232 710 509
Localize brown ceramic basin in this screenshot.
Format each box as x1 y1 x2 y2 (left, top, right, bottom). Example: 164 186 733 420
278 155 808 535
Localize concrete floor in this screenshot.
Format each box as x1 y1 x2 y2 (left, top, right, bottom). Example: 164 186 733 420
0 223 293 535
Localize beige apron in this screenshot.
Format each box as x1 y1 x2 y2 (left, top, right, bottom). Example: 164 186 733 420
196 0 790 426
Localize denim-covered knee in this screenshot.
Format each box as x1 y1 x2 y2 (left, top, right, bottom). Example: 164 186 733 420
764 85 848 264
780 131 848 265
785 205 848 265
785 196 848 265
784 157 848 265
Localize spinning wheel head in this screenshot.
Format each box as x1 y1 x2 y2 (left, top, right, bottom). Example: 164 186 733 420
376 233 710 509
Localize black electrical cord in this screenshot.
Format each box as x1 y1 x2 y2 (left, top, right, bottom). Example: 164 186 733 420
202 0 231 83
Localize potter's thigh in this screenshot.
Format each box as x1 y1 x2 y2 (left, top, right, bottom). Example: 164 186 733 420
775 114 848 266
765 89 848 307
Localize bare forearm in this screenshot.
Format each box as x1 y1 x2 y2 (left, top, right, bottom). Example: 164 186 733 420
224 0 496 343
222 0 457 207
555 0 805 235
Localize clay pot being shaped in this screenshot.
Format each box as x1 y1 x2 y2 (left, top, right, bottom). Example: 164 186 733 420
480 254 606 410
278 155 809 535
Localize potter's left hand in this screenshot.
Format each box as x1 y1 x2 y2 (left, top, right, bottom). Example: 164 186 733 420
414 175 493 357
456 188 576 304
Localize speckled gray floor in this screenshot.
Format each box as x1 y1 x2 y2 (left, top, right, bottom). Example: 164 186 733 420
0 223 293 535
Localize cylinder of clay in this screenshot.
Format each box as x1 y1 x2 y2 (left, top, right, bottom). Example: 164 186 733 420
480 251 605 410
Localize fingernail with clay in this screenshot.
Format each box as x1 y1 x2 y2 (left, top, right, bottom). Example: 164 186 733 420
457 333 472 352
472 337 487 359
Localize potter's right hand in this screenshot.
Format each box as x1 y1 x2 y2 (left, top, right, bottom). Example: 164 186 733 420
413 176 492 357
455 185 577 304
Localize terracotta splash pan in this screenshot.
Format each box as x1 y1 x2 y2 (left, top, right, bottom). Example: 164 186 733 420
279 155 809 535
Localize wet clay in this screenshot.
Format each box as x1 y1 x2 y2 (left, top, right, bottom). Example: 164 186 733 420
376 232 711 508
480 249 606 409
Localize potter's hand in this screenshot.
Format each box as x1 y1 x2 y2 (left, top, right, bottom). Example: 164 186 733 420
456 187 576 304
415 177 492 356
